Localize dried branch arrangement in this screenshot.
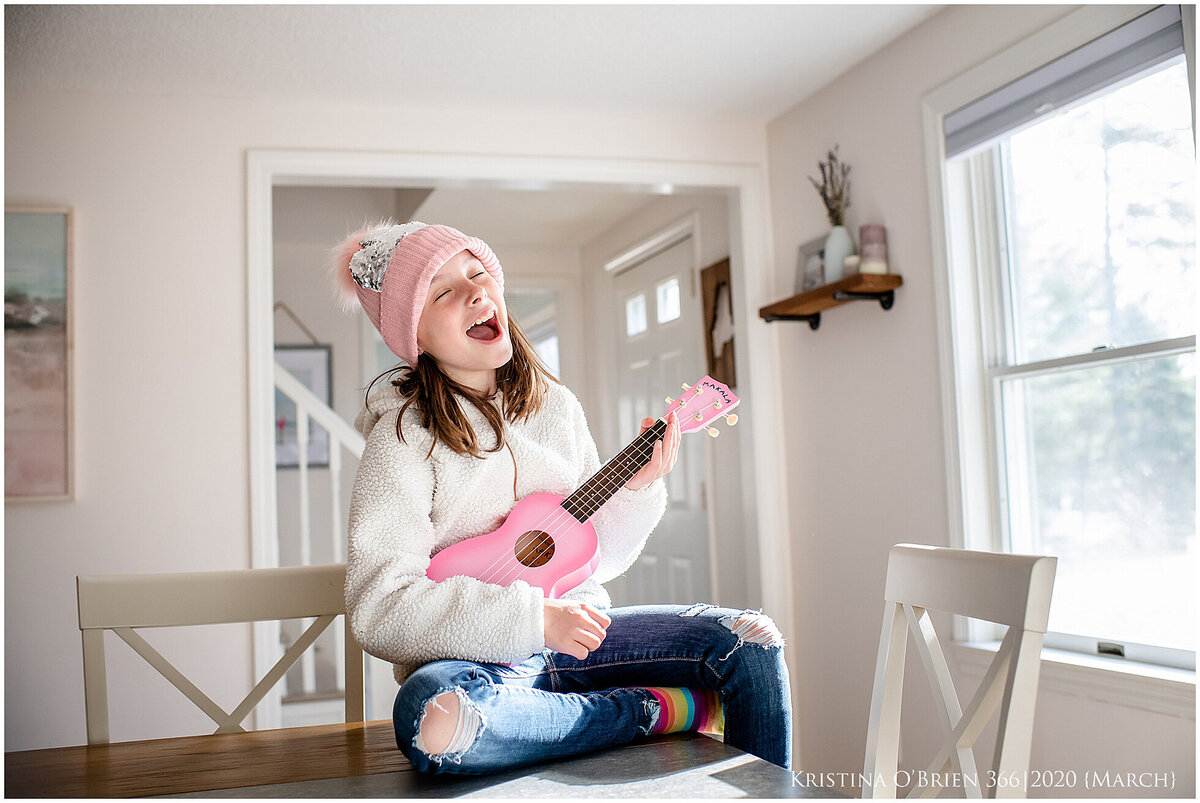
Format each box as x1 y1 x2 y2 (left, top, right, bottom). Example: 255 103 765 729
808 145 851 227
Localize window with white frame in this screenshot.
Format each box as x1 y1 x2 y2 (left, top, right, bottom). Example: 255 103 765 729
941 5 1195 669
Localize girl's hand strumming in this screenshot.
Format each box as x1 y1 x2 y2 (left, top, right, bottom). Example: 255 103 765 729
626 410 679 491
543 598 611 660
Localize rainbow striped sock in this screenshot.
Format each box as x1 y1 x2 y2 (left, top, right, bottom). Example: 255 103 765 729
636 687 724 737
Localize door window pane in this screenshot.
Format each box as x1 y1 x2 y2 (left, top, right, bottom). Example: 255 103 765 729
1000 352 1195 650
656 277 681 324
626 294 647 337
1002 58 1195 363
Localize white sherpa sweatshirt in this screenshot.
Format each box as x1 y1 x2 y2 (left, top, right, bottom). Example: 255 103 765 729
345 379 668 685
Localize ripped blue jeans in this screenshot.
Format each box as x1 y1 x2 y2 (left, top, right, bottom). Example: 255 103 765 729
392 603 792 776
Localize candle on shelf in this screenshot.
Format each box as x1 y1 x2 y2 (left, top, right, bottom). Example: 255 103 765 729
859 224 889 274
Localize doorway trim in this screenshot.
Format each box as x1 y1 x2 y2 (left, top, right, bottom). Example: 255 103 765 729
246 148 795 732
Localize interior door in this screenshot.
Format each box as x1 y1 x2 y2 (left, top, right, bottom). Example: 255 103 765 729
605 236 712 605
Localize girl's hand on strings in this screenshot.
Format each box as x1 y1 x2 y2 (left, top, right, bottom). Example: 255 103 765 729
543 599 611 660
625 410 679 491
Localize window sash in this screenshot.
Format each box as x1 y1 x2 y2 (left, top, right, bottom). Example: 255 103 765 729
1044 631 1195 671
960 141 1195 665
989 336 1197 381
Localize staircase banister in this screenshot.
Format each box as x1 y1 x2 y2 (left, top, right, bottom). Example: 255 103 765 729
273 361 366 457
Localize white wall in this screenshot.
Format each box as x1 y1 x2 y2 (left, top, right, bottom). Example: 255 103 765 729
3 89 765 750
765 3 1194 796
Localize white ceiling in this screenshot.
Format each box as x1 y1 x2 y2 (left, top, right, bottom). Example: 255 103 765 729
411 186 660 247
8 4 942 247
6 4 941 125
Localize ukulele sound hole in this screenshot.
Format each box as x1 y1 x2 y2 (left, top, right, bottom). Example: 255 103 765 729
515 530 555 568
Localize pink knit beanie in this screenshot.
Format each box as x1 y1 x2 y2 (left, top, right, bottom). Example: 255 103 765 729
329 221 504 366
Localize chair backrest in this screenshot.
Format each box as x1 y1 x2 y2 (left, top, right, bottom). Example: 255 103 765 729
77 563 364 745
862 543 1057 799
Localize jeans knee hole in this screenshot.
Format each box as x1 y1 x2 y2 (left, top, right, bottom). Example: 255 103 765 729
718 610 786 659
413 688 483 764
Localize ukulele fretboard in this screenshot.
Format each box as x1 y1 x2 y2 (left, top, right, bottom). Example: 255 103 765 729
561 419 669 522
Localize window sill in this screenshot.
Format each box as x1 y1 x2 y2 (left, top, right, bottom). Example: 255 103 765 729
952 641 1195 720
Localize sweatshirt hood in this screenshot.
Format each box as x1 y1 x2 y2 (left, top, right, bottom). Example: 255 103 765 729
354 385 409 438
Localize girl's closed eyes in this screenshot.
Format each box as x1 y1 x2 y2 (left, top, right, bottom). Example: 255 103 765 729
433 271 486 302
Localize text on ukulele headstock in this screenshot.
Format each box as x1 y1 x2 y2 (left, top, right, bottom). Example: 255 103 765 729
663 375 741 438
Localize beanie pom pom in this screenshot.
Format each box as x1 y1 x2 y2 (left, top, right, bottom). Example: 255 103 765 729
327 219 395 314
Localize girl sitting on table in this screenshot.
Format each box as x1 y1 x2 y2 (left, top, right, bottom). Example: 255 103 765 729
330 220 792 775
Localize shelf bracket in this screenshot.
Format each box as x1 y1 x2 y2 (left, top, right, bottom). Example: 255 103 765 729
761 311 820 330
831 289 895 310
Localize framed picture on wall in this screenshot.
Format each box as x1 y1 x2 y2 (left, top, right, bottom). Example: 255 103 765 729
274 344 332 468
5 205 74 501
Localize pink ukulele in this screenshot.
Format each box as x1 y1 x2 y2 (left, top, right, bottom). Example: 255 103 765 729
426 375 740 598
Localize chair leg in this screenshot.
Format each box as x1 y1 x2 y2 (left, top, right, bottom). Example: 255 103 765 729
81 629 109 745
863 602 908 798
344 624 365 723
992 630 1044 799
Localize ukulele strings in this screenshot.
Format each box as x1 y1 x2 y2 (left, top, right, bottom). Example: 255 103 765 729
474 428 663 586
473 423 671 587
472 390 716 588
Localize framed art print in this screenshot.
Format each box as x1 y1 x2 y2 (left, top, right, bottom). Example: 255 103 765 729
274 344 333 468
5 206 74 501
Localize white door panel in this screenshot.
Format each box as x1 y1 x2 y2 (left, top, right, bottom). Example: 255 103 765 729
605 235 712 606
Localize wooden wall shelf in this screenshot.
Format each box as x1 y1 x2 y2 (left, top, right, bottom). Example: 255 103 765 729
759 273 902 330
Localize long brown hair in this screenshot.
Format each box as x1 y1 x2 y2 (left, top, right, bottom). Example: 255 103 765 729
363 312 561 459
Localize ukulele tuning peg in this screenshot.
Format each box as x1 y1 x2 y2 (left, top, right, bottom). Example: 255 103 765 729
723 413 739 426
706 426 720 438
681 382 691 390
665 396 674 405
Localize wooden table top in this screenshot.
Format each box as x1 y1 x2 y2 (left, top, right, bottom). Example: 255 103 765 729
5 720 844 799
5 720 407 798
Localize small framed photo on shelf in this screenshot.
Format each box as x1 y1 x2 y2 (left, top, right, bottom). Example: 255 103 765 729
274 343 333 469
797 236 826 293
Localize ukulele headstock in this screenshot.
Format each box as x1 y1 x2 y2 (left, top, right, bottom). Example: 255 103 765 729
663 375 741 437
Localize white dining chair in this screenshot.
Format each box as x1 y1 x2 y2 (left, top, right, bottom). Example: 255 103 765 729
77 563 364 745
862 543 1057 799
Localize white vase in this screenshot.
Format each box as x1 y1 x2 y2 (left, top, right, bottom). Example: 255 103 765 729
823 225 856 284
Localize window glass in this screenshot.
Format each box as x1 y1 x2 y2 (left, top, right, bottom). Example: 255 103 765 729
625 294 647 337
1000 352 1195 650
1002 58 1195 364
656 277 681 324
